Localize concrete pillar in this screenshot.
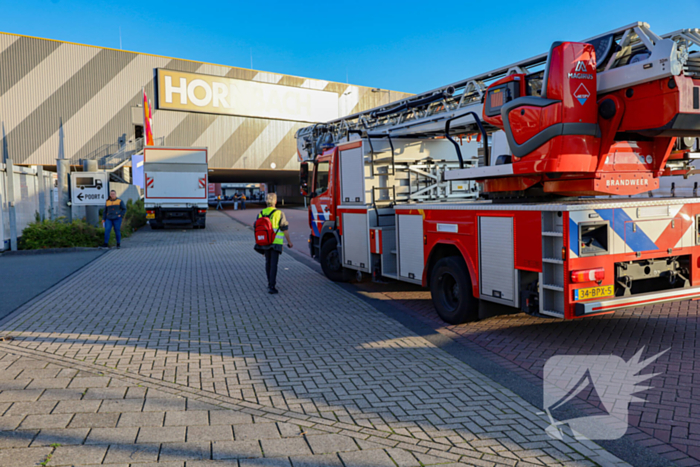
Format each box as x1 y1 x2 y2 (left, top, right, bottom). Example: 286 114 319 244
36 166 46 221
83 159 99 226
56 158 71 222
5 159 17 251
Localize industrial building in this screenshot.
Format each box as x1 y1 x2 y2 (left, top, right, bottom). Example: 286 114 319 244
0 32 411 197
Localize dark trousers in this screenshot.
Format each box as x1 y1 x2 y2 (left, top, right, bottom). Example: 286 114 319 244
104 218 122 245
265 249 281 288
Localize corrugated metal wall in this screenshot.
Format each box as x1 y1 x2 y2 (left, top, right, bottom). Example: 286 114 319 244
0 33 411 172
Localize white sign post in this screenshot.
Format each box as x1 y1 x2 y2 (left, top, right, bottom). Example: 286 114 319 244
70 172 109 206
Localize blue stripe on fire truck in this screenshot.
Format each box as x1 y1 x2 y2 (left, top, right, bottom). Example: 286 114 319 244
594 209 658 252
569 209 660 256
569 218 579 257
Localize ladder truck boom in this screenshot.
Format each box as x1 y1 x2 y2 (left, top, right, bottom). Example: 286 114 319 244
297 22 700 324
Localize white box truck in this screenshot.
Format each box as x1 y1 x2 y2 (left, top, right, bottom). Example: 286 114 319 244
143 147 208 229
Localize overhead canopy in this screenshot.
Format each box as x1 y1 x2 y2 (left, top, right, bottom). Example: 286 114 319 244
207 168 298 184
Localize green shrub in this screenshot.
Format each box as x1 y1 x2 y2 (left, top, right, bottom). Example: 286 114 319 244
20 198 148 250
19 218 104 249
123 198 147 231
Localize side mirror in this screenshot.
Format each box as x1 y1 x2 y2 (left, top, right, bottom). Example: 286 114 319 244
299 162 310 196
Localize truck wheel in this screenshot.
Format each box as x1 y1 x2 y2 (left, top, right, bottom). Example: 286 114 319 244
430 256 478 324
320 237 352 282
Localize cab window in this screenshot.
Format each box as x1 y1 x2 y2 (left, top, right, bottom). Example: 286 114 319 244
314 162 330 195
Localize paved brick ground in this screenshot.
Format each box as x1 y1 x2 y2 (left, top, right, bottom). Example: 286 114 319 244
0 212 625 466
227 206 700 467
353 270 700 466
0 349 481 467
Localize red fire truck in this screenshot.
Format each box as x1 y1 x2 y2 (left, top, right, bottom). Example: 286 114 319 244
296 23 700 324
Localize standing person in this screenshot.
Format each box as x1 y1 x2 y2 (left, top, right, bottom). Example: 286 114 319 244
102 190 126 249
216 195 223 210
241 193 246 210
254 193 293 294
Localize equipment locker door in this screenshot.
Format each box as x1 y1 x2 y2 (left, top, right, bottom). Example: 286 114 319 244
479 216 518 307
339 146 365 204
397 214 424 284
342 211 370 272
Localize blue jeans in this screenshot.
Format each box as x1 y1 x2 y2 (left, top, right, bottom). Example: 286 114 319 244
104 218 122 245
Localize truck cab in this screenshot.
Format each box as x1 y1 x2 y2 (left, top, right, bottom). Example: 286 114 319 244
302 146 350 281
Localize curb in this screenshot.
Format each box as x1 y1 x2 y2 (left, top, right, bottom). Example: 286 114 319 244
1 246 105 256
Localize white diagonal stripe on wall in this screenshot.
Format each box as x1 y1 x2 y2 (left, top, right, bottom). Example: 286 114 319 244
2 43 100 133
252 72 283 84
233 120 297 169
26 54 171 164
284 151 301 169
191 115 245 157
301 78 329 90
0 34 19 54
339 86 360 118
196 64 232 77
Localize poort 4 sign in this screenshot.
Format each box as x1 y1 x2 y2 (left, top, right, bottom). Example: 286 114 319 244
156 69 339 123
70 172 109 206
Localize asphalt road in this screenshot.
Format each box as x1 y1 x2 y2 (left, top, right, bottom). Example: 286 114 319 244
0 250 105 322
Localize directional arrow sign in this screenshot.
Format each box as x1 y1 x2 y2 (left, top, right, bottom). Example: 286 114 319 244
71 172 108 206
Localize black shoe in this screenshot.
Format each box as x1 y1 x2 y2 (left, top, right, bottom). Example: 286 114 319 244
268 287 279 294
99 243 109 249
117 244 120 249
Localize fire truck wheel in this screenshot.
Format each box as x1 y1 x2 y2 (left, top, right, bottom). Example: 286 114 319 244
320 237 352 282
430 256 478 324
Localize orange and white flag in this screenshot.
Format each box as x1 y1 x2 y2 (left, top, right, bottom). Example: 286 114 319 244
143 88 154 146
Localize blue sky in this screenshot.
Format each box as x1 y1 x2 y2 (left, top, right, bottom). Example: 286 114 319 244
1 0 699 94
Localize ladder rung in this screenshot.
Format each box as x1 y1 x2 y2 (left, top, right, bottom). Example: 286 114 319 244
543 284 564 292
542 231 563 237
541 309 565 318
542 258 564 264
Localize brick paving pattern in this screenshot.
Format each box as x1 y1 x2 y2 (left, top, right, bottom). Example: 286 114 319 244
354 276 700 466
0 212 626 466
231 205 700 467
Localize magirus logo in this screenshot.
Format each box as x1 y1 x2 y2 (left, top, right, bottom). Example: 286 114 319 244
542 347 667 441
568 61 594 80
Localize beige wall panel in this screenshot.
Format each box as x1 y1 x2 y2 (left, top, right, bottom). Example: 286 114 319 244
191 115 246 157
3 44 100 134
234 120 298 169
27 54 170 164
0 32 411 170
0 34 19 54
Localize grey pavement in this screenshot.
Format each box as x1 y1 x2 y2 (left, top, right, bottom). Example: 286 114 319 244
0 250 105 321
0 212 629 466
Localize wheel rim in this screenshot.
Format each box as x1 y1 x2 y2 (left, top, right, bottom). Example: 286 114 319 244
438 272 460 312
326 250 341 272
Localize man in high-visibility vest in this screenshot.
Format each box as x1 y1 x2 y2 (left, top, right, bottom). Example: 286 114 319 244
255 193 293 294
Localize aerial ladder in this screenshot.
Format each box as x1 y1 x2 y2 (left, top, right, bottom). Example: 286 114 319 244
296 23 700 324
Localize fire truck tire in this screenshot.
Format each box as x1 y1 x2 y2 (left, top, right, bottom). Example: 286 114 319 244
430 256 478 324
320 237 352 282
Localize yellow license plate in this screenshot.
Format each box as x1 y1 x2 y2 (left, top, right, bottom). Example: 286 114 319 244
146 213 155 219
574 285 614 301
